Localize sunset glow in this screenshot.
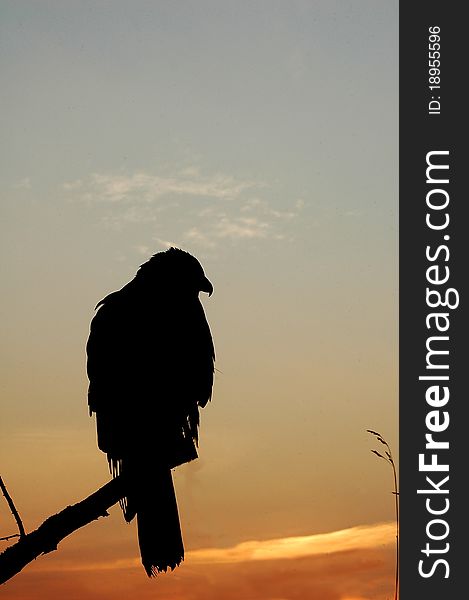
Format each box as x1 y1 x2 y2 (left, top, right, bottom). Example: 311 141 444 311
1 1 397 598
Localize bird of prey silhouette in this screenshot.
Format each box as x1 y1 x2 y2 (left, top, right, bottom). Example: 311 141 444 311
86 248 215 576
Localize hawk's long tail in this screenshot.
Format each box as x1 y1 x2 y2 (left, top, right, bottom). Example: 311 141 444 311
136 467 184 576
116 458 184 576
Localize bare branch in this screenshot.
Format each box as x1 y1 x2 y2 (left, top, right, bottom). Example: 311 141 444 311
0 476 126 585
0 476 26 538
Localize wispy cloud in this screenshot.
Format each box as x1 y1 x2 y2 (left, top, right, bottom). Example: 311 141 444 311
188 521 394 564
65 171 260 204
184 216 272 246
32 522 394 573
64 167 303 247
215 216 270 240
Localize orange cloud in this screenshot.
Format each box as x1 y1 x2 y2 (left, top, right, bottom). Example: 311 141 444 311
24 521 394 573
188 522 394 564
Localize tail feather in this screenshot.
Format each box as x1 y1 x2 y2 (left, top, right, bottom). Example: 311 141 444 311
137 468 184 576
109 456 184 575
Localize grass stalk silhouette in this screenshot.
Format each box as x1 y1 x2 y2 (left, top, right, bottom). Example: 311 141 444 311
367 430 399 600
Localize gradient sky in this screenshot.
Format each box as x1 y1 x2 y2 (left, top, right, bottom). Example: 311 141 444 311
0 1 398 598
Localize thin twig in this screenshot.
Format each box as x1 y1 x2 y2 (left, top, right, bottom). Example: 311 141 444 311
0 476 26 538
0 534 20 542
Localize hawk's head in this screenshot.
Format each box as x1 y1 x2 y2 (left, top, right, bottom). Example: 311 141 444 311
136 247 213 297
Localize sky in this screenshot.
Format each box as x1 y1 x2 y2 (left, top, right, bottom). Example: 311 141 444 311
0 1 398 598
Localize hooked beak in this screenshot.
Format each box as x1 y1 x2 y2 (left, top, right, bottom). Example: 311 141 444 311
201 276 213 297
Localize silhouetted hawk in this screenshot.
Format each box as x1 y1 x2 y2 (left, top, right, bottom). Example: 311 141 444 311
86 248 215 575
